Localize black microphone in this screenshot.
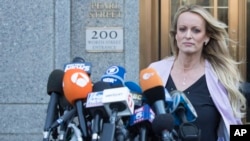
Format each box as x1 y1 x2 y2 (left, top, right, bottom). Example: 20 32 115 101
170 90 200 141
43 69 64 141
139 67 167 115
85 81 111 141
49 107 77 130
72 56 85 63
128 104 155 141
152 114 176 141
57 95 72 141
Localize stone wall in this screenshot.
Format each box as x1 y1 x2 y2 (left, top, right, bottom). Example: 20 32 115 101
0 0 139 140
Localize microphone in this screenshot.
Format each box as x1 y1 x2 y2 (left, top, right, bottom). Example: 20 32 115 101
124 81 143 109
60 56 86 112
169 90 197 125
49 107 77 130
64 57 92 76
72 56 85 63
102 86 134 117
152 113 176 141
129 104 155 141
56 56 86 141
86 81 111 119
99 86 134 141
57 95 72 141
59 83 74 140
85 81 111 141
164 89 173 111
63 68 93 139
43 69 64 141
170 90 200 141
101 65 126 87
139 67 167 115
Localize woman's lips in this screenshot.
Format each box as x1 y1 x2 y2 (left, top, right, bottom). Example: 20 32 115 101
183 42 194 46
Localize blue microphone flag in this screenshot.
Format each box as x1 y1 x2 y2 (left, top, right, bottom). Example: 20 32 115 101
129 104 155 126
169 90 198 125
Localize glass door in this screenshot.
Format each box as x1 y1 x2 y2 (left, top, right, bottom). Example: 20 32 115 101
158 0 247 80
140 0 247 79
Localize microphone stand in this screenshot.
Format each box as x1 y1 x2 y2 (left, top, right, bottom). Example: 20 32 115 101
58 108 71 141
91 112 102 141
110 108 118 124
139 126 147 141
76 100 88 140
99 108 118 141
43 105 60 141
99 101 126 141
115 117 129 141
162 130 173 141
43 95 60 141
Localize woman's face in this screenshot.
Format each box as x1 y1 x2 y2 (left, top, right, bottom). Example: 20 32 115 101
175 12 209 55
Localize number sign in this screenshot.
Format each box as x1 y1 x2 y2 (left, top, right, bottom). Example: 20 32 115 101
86 27 123 52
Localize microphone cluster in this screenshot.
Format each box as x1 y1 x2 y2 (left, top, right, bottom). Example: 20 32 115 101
42 57 201 141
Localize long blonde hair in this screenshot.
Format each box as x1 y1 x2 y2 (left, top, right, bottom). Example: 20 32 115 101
169 4 246 118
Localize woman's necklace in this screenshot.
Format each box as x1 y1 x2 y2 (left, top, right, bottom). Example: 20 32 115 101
181 69 190 85
182 77 187 85
177 62 201 86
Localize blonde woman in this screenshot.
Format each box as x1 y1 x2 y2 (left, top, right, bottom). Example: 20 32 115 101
148 4 246 141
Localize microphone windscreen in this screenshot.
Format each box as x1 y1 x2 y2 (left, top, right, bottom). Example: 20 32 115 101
152 113 175 134
47 69 64 95
63 69 92 105
124 81 142 94
101 65 126 87
143 86 166 106
139 67 163 92
93 81 112 92
72 56 85 63
125 81 143 107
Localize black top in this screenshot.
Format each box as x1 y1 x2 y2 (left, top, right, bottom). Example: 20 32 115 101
166 75 221 141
